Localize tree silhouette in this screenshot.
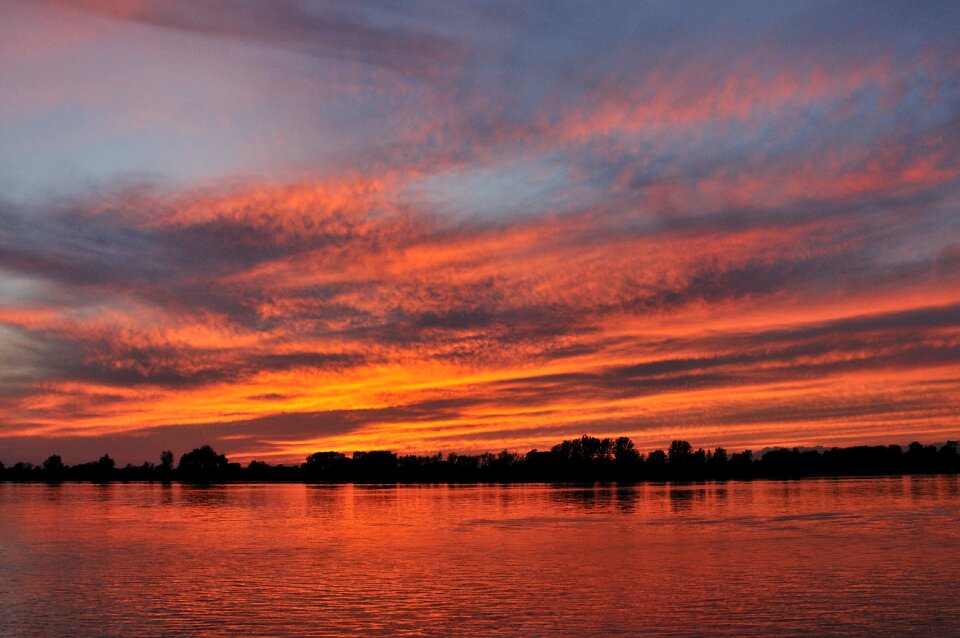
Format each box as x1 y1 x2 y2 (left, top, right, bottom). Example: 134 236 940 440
612 436 641 480
158 450 175 481
614 437 638 463
303 451 350 481
938 440 958 472
42 454 65 482
668 440 693 466
177 445 230 483
3 435 959 484
645 449 667 479
906 441 938 473
94 455 115 483
351 451 398 482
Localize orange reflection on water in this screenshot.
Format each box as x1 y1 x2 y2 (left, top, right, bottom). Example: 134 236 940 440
1 478 960 636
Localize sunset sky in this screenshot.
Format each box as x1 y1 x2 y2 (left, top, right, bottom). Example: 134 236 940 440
1 0 958 464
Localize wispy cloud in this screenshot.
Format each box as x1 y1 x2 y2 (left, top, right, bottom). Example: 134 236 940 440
43 0 467 77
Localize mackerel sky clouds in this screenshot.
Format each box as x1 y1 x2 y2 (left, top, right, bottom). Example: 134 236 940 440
0 1 958 463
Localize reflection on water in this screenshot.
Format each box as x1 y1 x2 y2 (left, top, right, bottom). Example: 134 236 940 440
1 477 959 636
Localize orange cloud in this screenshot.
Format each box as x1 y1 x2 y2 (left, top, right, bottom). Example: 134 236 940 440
1 171 957 463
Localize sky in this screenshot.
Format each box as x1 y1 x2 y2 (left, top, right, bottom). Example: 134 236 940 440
0 0 958 464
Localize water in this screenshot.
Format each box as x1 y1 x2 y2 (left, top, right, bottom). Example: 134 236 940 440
1 477 958 637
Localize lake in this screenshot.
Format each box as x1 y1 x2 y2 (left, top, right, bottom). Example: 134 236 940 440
1 477 958 636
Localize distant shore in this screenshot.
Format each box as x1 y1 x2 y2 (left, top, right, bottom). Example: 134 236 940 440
2 436 958 484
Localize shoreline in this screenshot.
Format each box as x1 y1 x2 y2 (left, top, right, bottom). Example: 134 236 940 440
2 471 958 486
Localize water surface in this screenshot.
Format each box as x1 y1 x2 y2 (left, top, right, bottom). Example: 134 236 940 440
1 477 958 636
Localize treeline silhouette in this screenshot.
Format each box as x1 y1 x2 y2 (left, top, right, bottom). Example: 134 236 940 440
1 436 959 484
